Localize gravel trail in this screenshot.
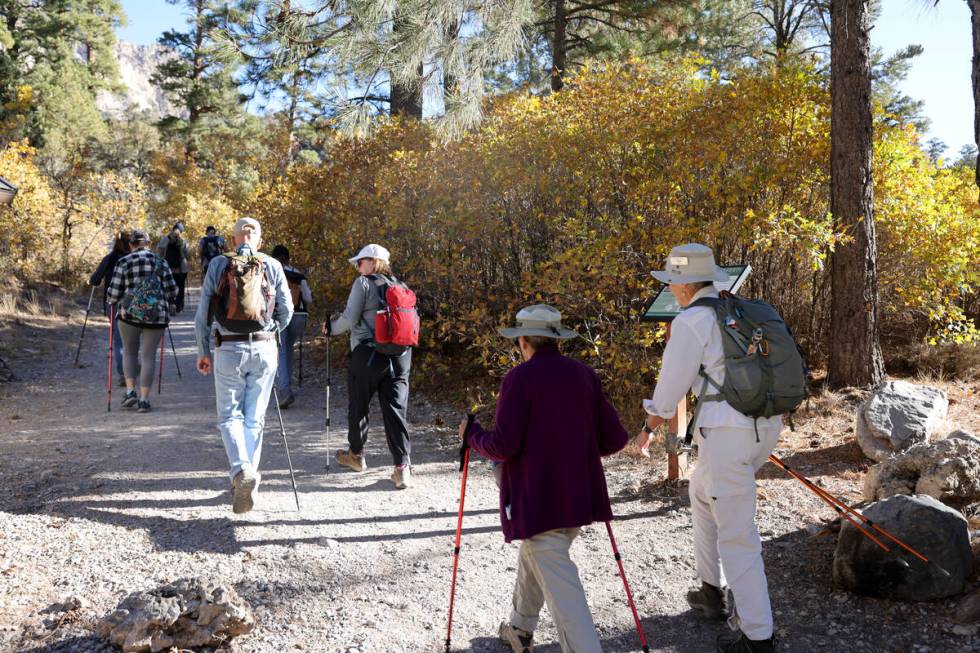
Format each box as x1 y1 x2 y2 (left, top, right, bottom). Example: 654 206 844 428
0 289 977 652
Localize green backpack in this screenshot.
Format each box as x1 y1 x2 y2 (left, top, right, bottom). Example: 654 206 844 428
686 292 808 442
120 257 168 325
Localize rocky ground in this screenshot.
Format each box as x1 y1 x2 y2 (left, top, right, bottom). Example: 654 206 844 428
0 288 979 653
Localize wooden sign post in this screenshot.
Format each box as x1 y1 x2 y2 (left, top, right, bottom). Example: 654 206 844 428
665 322 689 481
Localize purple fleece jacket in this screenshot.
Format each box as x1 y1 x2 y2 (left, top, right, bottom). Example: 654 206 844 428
468 345 629 542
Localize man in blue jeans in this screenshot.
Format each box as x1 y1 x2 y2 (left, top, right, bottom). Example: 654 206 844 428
194 217 293 514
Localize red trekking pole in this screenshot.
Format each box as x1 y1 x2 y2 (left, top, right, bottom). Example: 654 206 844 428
605 520 650 653
106 305 114 412
158 331 164 394
445 413 475 653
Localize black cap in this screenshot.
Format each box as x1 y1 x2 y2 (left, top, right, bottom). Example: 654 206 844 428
271 244 289 263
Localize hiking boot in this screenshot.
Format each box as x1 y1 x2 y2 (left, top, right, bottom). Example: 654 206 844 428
121 390 138 408
278 392 295 409
391 465 412 489
117 376 126 387
717 632 776 653
136 399 151 413
498 622 533 653
686 582 727 620
335 449 367 472
231 469 258 514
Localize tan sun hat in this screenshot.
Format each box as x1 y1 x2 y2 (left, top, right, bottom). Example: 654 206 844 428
651 243 728 285
498 304 578 340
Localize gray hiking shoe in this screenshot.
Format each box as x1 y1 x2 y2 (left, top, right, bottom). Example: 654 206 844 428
687 581 727 620
391 465 412 489
335 449 367 472
136 399 151 413
231 469 258 514
121 390 138 408
498 622 533 653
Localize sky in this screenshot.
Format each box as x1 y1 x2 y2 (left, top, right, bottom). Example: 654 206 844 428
117 0 976 157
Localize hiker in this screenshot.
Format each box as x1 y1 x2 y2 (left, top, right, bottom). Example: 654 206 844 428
459 304 628 653
632 243 783 653
271 245 311 409
199 225 226 274
194 217 293 514
106 229 179 413
157 222 190 313
325 244 416 490
90 231 131 384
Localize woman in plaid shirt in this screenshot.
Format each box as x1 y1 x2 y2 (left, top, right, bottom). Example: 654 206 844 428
106 228 179 413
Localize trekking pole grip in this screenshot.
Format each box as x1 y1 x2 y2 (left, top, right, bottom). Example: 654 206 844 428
459 414 475 472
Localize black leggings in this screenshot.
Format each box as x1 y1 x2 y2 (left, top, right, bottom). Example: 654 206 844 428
347 344 411 466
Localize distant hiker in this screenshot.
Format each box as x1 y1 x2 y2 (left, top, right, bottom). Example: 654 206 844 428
271 244 311 409
460 305 628 653
157 222 190 313
90 230 131 384
632 244 783 653
199 225 226 274
106 229 179 413
194 217 293 514
325 244 418 490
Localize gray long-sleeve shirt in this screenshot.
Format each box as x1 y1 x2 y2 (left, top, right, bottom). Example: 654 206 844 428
194 244 293 358
330 275 382 351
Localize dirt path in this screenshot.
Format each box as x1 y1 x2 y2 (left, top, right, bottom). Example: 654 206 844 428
0 289 978 652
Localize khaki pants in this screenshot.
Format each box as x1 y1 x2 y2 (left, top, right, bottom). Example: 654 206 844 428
689 423 782 641
509 528 602 653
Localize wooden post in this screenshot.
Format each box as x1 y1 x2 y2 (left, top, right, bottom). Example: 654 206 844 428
665 322 689 480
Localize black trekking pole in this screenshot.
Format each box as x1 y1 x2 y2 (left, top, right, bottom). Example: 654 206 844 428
74 286 96 367
445 413 476 653
605 521 651 652
271 386 301 511
167 326 182 378
106 305 114 412
324 331 330 471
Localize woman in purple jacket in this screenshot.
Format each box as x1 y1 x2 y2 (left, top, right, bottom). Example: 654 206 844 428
460 304 628 653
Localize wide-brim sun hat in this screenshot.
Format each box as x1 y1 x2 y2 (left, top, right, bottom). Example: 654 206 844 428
651 243 729 285
349 243 390 267
498 304 579 340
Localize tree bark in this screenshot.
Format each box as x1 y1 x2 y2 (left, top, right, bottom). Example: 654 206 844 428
969 0 980 196
828 0 884 388
551 0 567 92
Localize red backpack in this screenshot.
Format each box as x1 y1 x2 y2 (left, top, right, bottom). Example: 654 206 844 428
370 274 420 356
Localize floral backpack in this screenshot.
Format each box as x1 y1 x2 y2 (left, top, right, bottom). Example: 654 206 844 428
121 257 168 325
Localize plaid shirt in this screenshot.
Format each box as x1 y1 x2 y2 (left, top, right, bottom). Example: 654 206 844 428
106 248 179 326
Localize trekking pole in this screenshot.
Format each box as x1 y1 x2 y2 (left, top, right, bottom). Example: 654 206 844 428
74 286 96 367
324 333 331 470
158 332 165 394
605 521 650 653
768 454 948 575
445 413 476 653
167 327 182 378
272 386 301 511
106 305 114 412
298 333 304 387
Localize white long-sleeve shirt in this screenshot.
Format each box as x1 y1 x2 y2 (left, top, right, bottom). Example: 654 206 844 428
644 286 783 431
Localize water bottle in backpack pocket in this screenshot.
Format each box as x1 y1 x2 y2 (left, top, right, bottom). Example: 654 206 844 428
369 274 420 356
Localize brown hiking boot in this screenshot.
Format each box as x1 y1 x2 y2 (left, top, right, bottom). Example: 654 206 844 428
231 469 258 514
335 449 367 472
687 581 727 620
391 465 412 489
498 622 533 653
717 632 776 652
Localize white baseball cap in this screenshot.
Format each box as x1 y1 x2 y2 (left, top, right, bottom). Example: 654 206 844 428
348 243 390 267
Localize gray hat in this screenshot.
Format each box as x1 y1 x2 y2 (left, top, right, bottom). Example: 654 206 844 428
651 243 728 285
498 304 578 340
130 228 150 245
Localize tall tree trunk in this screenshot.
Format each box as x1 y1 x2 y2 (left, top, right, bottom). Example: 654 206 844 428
828 0 884 388
969 0 980 198
551 0 567 92
389 12 423 119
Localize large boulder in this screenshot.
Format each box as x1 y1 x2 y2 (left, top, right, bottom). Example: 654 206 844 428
855 380 948 462
96 578 255 653
863 430 980 507
832 494 972 601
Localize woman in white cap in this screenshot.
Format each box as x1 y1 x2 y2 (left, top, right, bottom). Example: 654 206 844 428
634 243 781 653
326 244 414 489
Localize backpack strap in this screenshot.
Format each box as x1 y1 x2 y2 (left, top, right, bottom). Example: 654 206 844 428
684 365 726 445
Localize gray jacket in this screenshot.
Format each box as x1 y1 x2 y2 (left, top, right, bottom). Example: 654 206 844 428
331 275 383 351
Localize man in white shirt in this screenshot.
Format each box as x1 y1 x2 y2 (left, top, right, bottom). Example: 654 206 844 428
634 243 781 653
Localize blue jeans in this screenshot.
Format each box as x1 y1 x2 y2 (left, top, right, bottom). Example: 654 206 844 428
214 338 278 480
106 303 124 376
276 313 308 394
